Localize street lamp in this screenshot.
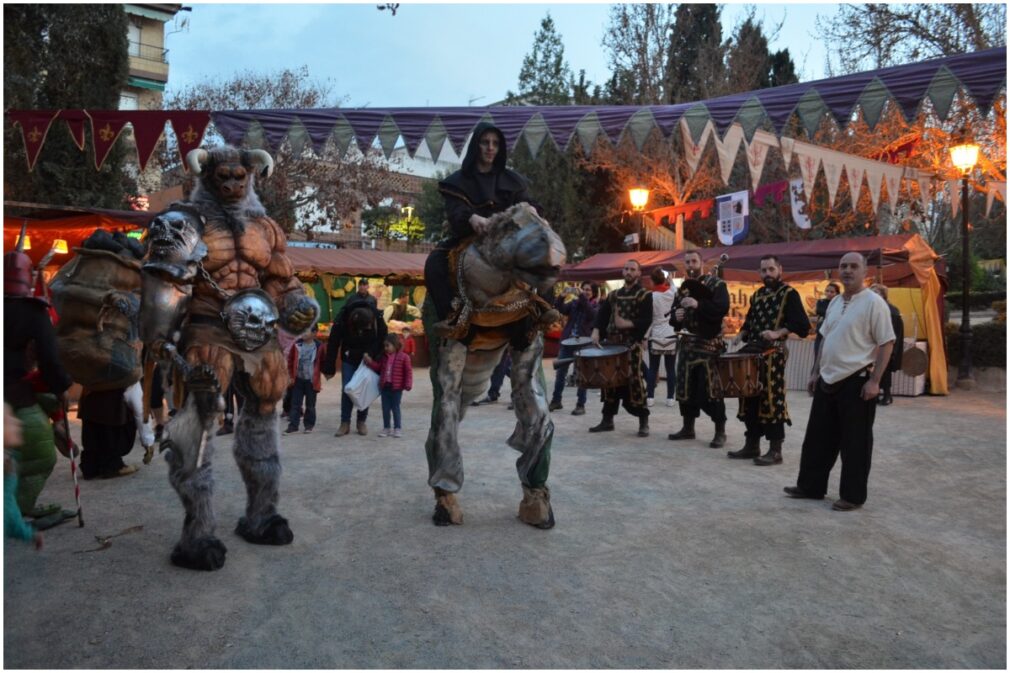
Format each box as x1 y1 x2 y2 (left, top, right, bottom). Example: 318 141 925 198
949 128 980 388
628 187 649 251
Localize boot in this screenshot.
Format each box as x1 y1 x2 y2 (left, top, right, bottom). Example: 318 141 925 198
637 415 649 437
727 436 760 459
517 485 555 529
433 488 463 526
753 439 783 466
335 422 350 437
709 421 727 448
668 417 695 440
356 420 368 436
588 414 615 433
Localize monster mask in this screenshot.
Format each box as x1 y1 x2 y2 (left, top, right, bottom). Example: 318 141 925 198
145 205 208 281
221 289 279 351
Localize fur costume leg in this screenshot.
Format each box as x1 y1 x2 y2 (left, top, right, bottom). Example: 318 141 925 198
163 362 227 571
233 350 292 545
508 335 555 529
424 337 469 496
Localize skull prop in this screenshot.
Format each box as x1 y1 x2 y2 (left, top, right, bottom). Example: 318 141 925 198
146 205 208 276
221 289 279 352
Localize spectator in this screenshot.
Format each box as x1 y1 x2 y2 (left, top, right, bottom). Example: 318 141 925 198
323 291 387 436
364 333 413 438
549 283 597 415
813 282 840 359
285 324 326 434
4 404 43 550
401 327 417 361
78 386 139 480
870 284 904 406
645 267 678 407
473 347 512 407
384 292 422 323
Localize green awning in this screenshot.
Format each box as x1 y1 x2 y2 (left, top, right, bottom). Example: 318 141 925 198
128 76 165 92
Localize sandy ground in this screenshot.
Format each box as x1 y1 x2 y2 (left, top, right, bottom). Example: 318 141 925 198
4 362 1005 669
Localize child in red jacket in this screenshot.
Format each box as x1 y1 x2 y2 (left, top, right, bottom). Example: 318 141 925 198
364 334 413 438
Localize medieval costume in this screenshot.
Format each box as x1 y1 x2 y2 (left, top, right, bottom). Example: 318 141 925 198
727 280 810 465
424 121 538 330
590 283 653 436
668 271 731 447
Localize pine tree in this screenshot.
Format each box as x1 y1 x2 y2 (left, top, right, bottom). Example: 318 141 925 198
4 4 137 208
666 4 726 103
506 13 573 105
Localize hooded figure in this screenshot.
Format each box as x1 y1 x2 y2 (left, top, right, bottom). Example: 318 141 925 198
424 122 538 328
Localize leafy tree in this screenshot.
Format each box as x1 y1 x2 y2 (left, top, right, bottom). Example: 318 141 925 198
415 172 449 240
4 4 137 208
666 3 726 103
162 66 393 238
725 13 798 93
506 13 573 105
601 4 675 105
817 3 1007 74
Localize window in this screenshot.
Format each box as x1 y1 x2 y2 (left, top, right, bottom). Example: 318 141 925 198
119 91 139 110
128 22 141 56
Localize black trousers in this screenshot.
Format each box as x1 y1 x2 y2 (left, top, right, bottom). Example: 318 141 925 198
81 419 137 478
796 371 877 505
678 360 726 423
880 368 893 397
424 247 453 320
741 397 785 441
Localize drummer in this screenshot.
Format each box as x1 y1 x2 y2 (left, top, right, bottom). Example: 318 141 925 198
727 254 810 465
589 260 652 437
668 250 731 448
549 282 598 416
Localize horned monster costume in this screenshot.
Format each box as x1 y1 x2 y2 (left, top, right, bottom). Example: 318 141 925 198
141 146 317 571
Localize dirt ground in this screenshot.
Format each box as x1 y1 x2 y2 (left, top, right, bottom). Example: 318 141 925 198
4 362 1006 669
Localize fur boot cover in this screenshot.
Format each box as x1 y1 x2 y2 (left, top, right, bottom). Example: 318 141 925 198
518 485 555 529
433 488 464 526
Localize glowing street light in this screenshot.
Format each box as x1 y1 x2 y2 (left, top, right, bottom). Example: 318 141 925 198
629 187 650 211
948 127 981 388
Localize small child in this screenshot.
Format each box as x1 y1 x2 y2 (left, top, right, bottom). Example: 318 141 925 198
401 327 416 361
4 404 43 550
364 334 413 438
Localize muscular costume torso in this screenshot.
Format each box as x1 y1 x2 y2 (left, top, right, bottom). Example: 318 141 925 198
185 214 304 415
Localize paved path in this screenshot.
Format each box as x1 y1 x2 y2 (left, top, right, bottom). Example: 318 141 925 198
4 362 1005 668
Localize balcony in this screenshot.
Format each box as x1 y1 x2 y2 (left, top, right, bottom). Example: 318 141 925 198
128 40 168 64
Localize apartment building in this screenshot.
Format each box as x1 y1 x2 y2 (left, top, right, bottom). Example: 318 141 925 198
120 4 185 110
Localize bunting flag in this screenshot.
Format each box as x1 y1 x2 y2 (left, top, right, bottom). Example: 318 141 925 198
796 146 821 199
904 167 935 215
122 111 173 170
847 163 865 207
947 179 961 218
864 161 884 212
680 117 713 176
985 181 1006 216
168 111 212 166
744 138 770 191
779 135 795 168
83 111 130 170
884 167 903 214
715 123 745 184
822 157 844 208
649 199 715 226
752 179 789 207
789 179 812 229
61 110 88 150
716 190 749 245
6 110 60 171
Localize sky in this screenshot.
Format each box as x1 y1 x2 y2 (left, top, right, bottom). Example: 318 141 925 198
164 2 839 108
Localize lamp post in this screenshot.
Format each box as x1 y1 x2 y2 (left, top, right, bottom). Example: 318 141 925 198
628 187 649 252
949 129 980 388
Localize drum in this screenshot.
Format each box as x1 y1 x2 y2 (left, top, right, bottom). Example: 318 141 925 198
560 336 593 350
575 345 631 389
713 352 766 399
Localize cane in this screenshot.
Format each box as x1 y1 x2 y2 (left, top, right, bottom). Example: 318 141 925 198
61 399 84 528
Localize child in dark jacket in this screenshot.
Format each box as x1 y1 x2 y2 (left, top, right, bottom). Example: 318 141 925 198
364 334 413 438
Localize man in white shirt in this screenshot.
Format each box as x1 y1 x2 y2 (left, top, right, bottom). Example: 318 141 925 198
785 252 895 511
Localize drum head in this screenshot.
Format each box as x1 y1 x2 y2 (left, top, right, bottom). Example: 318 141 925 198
561 336 593 349
578 345 629 358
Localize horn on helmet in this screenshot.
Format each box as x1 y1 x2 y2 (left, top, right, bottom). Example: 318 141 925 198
185 148 209 176
15 220 27 253
245 149 274 179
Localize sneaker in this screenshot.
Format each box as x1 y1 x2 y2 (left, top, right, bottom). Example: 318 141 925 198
571 405 586 416
548 400 563 411
646 398 655 407
283 426 299 435
303 427 313 434
377 428 391 438
665 398 675 407
393 429 402 438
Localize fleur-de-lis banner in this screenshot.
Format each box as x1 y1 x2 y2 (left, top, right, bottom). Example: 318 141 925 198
169 112 212 166
6 110 60 171
84 111 130 170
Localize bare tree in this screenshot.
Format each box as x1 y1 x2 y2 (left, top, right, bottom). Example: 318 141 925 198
817 3 1007 75
601 4 675 104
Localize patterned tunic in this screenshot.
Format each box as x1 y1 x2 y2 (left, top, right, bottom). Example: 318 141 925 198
735 282 810 425
671 273 729 402
595 284 652 408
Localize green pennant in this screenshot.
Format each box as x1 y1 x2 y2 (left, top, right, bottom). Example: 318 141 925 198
424 117 448 163
926 67 960 121
796 89 828 138
331 117 354 158
858 78 889 130
683 105 711 144
575 111 602 155
287 119 308 157
522 113 549 158
627 108 657 151
377 115 400 159
735 98 768 143
244 120 266 150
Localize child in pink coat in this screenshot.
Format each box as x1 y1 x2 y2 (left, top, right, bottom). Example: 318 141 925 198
363 334 413 438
